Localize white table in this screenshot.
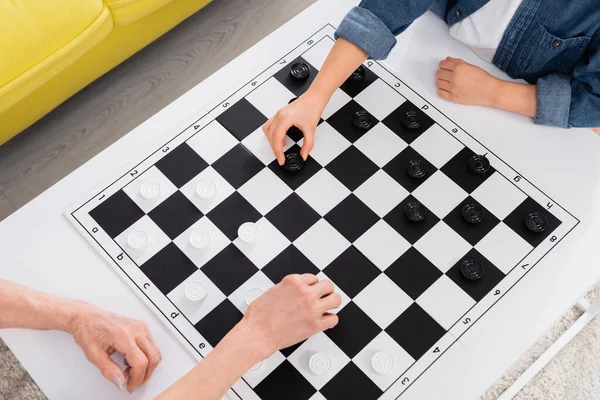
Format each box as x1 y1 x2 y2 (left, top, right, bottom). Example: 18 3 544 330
2 1 600 399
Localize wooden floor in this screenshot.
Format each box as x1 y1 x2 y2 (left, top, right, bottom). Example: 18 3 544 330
0 0 315 222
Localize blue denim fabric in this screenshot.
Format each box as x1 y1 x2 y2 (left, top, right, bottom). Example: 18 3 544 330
335 0 600 128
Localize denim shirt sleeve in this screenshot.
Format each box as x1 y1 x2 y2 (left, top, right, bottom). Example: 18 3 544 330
335 0 436 60
535 34 600 128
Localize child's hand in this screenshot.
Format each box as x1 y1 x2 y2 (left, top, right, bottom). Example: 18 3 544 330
435 57 501 107
262 89 329 165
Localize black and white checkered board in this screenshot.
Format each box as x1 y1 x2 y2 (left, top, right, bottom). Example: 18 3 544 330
67 25 579 400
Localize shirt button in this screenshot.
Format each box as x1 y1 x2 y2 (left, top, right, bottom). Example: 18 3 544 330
553 40 562 49
456 10 461 18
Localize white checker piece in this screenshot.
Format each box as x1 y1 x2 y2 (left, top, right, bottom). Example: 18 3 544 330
354 170 409 218
410 124 464 169
167 269 225 325
187 121 238 164
353 332 415 391
472 172 528 220
299 122 351 167
243 351 286 388
123 166 177 213
354 123 407 168
180 167 235 214
475 222 533 274
288 332 350 390
294 219 350 269
354 78 406 120
412 170 468 218
321 89 352 119
229 270 275 313
316 271 351 314
242 126 294 165
246 77 295 119
354 220 411 271
238 168 293 215
174 217 230 268
115 215 170 265
416 275 476 330
414 222 472 273
234 218 290 268
296 169 350 216
353 274 413 328
301 36 334 70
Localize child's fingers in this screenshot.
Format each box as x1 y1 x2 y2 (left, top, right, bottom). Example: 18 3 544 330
267 120 289 166
299 129 315 160
439 59 458 71
435 69 453 82
262 118 273 136
435 79 452 92
437 89 451 101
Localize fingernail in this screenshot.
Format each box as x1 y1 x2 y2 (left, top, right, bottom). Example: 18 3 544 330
113 376 124 391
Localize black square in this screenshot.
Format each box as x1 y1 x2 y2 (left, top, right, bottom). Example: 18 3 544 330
327 146 379 191
446 249 505 301
268 145 322 190
323 246 380 298
339 65 378 97
273 56 318 97
383 146 437 192
384 195 439 244
207 192 261 240
254 360 316 400
216 98 267 141
89 190 144 238
382 101 435 144
444 196 500 246
148 191 202 240
141 243 197 294
262 245 319 284
194 299 243 347
325 194 379 242
201 244 258 296
266 193 320 241
385 247 443 300
386 303 446 360
326 100 379 143
321 363 383 400
503 197 562 247
325 302 381 358
212 144 264 189
155 143 208 188
441 148 496 193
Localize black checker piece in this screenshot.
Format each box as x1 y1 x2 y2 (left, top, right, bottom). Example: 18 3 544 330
504 197 562 247
206 192 261 241
194 299 243 347
212 144 263 189
216 98 267 141
148 191 202 240
383 146 436 192
339 64 378 97
262 245 319 284
274 56 318 97
327 146 379 191
326 100 379 143
141 243 197 295
446 248 505 301
89 190 144 238
382 101 435 144
321 362 383 400
323 246 380 298
266 193 320 241
384 195 439 244
254 360 316 400
385 247 443 300
201 244 258 296
441 147 496 193
325 302 381 358
155 143 208 188
325 194 379 243
443 196 500 246
268 144 322 190
386 303 446 360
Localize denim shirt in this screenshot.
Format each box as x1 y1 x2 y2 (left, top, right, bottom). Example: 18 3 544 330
335 0 600 129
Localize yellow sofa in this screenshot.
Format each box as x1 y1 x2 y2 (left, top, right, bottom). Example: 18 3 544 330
0 0 212 146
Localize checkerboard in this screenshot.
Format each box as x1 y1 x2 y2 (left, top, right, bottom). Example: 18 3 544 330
66 24 579 400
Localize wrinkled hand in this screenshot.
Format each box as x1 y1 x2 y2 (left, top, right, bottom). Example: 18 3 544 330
242 274 341 359
67 302 162 392
436 57 501 107
262 90 329 165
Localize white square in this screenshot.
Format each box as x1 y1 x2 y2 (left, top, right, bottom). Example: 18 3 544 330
354 220 411 271
414 222 472 273
243 351 286 388
296 170 351 216
123 166 178 213
174 217 230 268
294 219 350 269
472 173 528 220
322 89 352 120
354 275 413 328
288 332 350 390
115 216 170 265
298 122 351 167
234 218 290 268
475 222 533 274
238 168 293 215
354 170 409 218
416 275 476 330
187 121 238 164
229 271 275 313
410 124 464 168
180 167 235 214
353 331 415 391
242 127 294 166
317 271 351 314
308 393 327 400
354 123 407 168
412 171 468 218
302 37 334 71
354 79 406 120
246 78 295 119
167 269 226 325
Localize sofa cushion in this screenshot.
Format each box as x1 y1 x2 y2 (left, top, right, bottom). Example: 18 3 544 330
104 0 178 26
0 0 112 113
